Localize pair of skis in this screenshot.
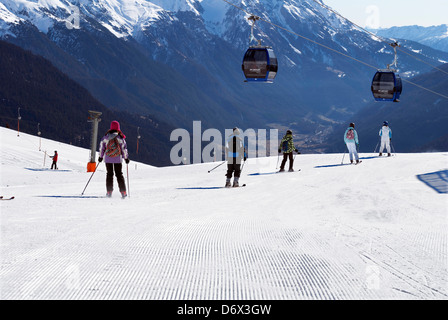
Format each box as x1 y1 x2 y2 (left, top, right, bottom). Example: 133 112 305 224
225 184 246 188
0 196 15 200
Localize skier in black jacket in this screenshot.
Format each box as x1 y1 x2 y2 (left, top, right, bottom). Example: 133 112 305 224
225 128 247 187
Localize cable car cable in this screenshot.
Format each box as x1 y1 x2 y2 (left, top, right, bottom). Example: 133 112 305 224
402 79 448 99
222 0 378 70
221 0 448 100
309 0 448 76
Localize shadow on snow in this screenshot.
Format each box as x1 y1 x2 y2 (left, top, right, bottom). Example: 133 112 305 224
36 195 106 198
416 170 448 194
314 156 379 168
177 187 224 190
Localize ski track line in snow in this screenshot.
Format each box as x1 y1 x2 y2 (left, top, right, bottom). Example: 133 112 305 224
333 221 448 299
2 184 446 300
3 188 445 299
2 214 379 299
124 217 375 300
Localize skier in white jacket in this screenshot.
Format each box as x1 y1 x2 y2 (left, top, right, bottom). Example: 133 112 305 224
378 121 392 157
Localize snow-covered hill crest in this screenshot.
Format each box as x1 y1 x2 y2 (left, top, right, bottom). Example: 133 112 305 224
1 127 448 300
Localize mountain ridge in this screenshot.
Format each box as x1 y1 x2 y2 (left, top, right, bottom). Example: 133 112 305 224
372 24 448 53
0 40 176 166
1 0 448 153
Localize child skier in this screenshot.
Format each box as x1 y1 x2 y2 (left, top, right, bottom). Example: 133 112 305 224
278 130 300 172
344 123 360 164
50 151 58 170
379 121 392 156
98 121 130 198
225 127 246 187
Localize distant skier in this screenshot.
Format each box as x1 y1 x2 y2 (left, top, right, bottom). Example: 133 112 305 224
378 121 392 157
50 151 58 170
344 123 360 164
278 130 300 172
225 127 246 188
98 120 130 198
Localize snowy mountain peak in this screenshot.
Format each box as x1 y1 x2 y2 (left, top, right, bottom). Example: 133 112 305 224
0 2 22 25
0 0 368 39
82 0 169 38
0 0 171 38
153 0 201 14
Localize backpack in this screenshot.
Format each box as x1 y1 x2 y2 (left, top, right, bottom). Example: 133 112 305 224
106 137 121 158
282 140 289 152
346 129 354 140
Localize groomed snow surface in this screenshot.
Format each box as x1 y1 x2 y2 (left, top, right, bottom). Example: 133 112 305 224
1 127 447 300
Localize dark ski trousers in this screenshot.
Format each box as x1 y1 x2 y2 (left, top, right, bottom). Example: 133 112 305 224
106 163 126 193
226 163 241 179
280 152 293 170
51 161 57 170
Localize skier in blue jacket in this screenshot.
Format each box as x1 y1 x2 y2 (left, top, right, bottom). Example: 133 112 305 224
344 122 360 164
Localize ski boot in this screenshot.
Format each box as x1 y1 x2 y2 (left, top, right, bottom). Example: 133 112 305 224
106 191 112 198
121 191 127 198
288 168 294 172
225 180 231 188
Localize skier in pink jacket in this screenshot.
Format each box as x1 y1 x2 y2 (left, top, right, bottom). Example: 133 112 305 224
98 121 129 198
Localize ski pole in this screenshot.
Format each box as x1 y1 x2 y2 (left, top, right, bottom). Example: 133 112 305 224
391 141 397 156
126 163 130 198
240 147 247 173
374 139 380 153
81 162 100 195
241 159 247 173
341 152 346 165
208 161 226 173
293 149 300 162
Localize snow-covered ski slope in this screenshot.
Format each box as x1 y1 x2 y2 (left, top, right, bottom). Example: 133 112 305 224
1 127 447 300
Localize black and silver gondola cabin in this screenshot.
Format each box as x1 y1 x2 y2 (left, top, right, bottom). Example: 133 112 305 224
371 42 402 102
371 69 402 102
242 46 278 83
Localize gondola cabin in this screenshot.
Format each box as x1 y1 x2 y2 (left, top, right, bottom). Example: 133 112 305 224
371 70 402 102
242 47 278 83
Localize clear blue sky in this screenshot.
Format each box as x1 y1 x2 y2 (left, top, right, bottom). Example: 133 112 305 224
323 0 448 29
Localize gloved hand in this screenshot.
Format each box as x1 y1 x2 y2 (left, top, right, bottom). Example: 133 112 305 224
125 158 130 164
278 149 281 154
244 156 247 162
98 157 103 162
296 149 300 154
